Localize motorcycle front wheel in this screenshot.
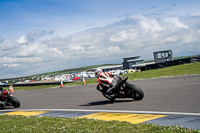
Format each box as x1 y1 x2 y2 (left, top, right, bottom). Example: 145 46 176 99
126 83 144 100
9 97 20 108
102 92 115 102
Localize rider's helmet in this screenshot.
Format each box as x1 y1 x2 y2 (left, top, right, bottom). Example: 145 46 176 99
95 68 102 77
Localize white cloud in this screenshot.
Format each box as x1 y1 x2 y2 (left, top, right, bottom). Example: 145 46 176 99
0 56 43 63
26 29 55 42
0 13 200 79
139 18 165 33
17 43 45 57
50 47 68 58
109 30 137 42
68 45 85 51
0 39 17 51
106 46 121 54
17 36 27 44
2 64 19 68
163 17 189 29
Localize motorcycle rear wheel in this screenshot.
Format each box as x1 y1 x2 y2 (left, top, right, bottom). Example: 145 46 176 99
127 83 144 100
0 104 4 109
9 97 20 108
102 92 115 102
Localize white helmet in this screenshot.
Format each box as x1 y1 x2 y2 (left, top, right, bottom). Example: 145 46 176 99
95 68 102 77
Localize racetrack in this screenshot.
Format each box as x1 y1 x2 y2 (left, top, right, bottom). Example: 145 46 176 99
9 75 200 113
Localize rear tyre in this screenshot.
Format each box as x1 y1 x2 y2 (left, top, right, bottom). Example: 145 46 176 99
0 104 4 109
9 97 20 108
127 83 144 100
102 92 115 102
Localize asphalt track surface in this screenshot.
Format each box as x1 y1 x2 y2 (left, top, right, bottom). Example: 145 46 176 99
1 74 200 130
9 74 200 113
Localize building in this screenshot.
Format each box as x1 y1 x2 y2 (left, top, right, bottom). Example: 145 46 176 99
153 50 173 64
132 62 155 71
122 56 144 69
95 65 123 72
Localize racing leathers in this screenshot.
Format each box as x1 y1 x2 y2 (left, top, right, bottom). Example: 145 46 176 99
96 71 119 94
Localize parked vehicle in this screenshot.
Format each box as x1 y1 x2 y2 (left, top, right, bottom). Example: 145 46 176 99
96 76 144 102
0 87 20 109
0 82 6 85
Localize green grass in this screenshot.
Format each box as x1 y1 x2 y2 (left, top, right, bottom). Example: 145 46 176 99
124 62 200 80
0 115 198 133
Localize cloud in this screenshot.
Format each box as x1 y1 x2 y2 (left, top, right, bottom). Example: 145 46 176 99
50 47 68 58
162 17 189 29
109 29 138 42
25 29 55 43
17 36 27 44
0 39 18 51
1 64 19 68
106 46 121 54
139 17 165 33
0 13 200 79
0 56 43 63
17 43 45 57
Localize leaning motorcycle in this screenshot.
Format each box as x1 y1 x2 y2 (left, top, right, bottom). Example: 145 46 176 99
96 76 144 102
0 89 20 109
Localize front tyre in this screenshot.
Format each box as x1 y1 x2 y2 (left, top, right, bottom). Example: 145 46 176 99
9 97 20 108
102 92 115 102
127 83 144 100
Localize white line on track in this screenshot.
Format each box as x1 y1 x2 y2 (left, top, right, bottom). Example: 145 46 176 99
1 109 200 116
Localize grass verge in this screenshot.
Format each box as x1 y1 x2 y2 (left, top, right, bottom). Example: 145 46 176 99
124 62 200 80
0 115 198 133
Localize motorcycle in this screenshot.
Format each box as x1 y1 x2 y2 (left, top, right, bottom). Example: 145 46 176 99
0 89 20 109
96 76 144 102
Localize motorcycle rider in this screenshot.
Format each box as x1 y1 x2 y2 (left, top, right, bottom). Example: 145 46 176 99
95 68 120 94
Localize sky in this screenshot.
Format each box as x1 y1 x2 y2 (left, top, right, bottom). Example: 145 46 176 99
0 0 200 79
